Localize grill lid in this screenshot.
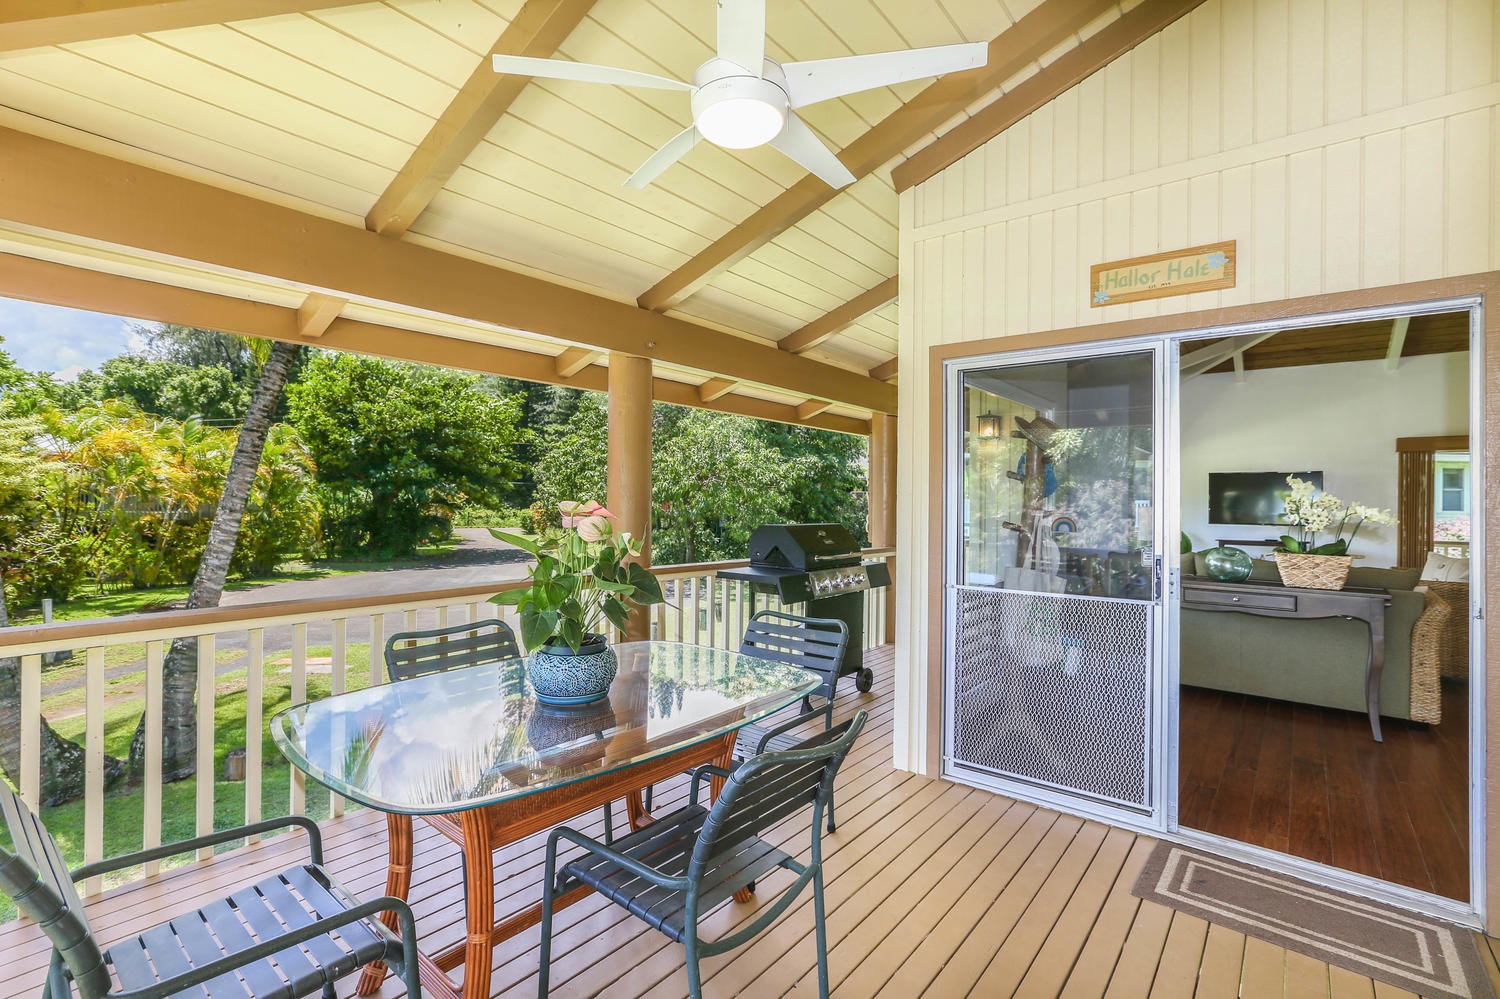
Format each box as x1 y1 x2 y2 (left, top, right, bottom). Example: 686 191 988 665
748 523 861 570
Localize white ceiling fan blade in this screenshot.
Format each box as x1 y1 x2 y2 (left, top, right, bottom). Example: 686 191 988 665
716 0 766 73
491 54 690 91
782 41 988 108
769 112 856 189
625 126 702 189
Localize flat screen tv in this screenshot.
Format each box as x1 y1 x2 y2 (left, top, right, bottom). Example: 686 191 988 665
1208 470 1323 526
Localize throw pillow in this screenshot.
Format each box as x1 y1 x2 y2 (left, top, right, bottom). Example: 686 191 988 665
1422 552 1470 581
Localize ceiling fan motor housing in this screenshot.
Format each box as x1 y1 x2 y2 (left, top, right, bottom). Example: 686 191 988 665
691 58 790 148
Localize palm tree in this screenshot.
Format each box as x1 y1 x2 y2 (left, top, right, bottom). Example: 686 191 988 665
128 339 302 779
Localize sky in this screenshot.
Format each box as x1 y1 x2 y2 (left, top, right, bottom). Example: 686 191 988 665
0 297 141 380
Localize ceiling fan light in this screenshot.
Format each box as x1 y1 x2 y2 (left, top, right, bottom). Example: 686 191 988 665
697 97 785 148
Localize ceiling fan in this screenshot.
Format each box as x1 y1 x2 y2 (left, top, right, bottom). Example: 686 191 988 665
492 0 987 190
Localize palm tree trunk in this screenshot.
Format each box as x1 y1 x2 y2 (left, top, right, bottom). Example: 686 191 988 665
129 340 302 780
0 578 123 804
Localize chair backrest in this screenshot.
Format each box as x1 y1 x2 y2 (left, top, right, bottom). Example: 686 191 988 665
738 611 849 706
384 618 522 682
692 710 867 875
0 784 112 999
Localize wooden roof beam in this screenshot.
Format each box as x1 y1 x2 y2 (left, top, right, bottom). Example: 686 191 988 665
555 346 602 376
0 0 370 51
635 0 1116 314
779 276 898 355
0 252 869 435
366 0 596 237
0 126 894 413
698 378 739 402
296 292 345 338
795 399 834 420
892 0 1210 191
1385 317 1411 370
869 358 898 382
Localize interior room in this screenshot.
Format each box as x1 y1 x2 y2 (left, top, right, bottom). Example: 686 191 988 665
1176 308 1473 901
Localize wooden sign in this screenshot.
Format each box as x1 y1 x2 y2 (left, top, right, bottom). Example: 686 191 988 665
1090 240 1236 307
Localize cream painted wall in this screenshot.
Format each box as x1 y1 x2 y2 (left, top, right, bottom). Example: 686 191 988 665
895 0 1499 773
1180 352 1471 567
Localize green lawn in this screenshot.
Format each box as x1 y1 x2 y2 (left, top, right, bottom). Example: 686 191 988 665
0 644 375 922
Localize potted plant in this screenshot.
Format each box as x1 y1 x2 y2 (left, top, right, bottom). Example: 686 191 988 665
1274 476 1394 589
490 501 665 706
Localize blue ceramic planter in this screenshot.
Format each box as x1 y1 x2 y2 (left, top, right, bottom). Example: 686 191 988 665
527 635 618 707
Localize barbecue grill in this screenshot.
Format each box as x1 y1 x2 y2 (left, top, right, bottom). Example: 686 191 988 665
717 523 891 692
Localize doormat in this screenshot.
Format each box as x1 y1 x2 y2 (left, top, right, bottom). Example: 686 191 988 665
1132 842 1493 999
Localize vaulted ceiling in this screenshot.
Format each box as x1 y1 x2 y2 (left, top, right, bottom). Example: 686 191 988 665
0 0 1200 432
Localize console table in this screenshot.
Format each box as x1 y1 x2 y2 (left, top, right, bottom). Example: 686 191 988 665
1180 577 1392 741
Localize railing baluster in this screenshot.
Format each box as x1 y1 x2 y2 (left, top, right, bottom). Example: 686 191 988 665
438 604 449 629
83 645 105 895
369 613 385 687
19 653 41 810
290 623 307 816
196 634 216 860
330 617 347 818
143 640 164 875
245 629 264 844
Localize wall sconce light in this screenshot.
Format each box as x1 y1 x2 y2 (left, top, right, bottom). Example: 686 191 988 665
976 413 1003 438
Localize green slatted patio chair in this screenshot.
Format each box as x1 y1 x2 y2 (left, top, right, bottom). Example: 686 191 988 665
537 709 868 999
0 783 422 999
383 617 522 682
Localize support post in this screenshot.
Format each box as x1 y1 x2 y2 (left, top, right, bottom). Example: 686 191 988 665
868 414 897 646
608 354 653 641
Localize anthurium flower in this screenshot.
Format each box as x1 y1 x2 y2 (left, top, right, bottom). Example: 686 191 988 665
576 515 614 542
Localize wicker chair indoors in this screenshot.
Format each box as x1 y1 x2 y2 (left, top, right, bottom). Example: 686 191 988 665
537 710 869 999
0 782 422 999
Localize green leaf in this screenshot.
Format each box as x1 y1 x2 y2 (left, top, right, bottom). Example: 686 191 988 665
601 597 630 630
558 616 585 652
626 563 665 604
1278 535 1303 553
592 576 635 593
521 610 555 652
488 588 527 606
491 528 540 556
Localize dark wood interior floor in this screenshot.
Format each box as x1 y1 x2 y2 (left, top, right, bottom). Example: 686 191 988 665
1178 680 1470 901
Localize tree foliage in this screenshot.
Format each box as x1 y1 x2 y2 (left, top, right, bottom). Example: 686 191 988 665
288 353 524 557
95 355 251 424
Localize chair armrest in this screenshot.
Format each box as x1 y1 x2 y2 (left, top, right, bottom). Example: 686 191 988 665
753 706 833 754
546 825 689 892
1406 590 1450 725
109 894 418 999
688 765 734 805
73 815 323 881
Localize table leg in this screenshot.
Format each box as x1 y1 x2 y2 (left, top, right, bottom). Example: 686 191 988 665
1366 612 1386 743
357 813 414 995
459 809 496 999
708 735 758 905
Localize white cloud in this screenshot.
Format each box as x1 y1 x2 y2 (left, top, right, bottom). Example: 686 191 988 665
0 297 138 374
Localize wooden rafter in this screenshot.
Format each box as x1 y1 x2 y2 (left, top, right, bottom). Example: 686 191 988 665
892 0 1210 191
366 0 596 237
295 292 345 338
0 252 870 435
634 0 1115 313
698 378 738 402
1386 316 1411 370
555 346 601 376
869 358 898 382
795 399 833 420
0 0 369 51
779 276 898 355
1179 331 1278 378
0 126 894 413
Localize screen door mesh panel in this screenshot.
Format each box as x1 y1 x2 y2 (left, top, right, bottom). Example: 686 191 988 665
951 588 1151 808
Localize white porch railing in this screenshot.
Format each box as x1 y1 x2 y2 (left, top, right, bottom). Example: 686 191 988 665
0 551 894 897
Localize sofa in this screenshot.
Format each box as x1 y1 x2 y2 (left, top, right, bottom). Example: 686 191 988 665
1179 554 1449 724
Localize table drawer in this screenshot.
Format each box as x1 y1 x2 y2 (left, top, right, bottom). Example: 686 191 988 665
1182 586 1299 613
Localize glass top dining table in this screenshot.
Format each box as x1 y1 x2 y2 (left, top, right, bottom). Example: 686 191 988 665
272 640 822 999
271 639 821 815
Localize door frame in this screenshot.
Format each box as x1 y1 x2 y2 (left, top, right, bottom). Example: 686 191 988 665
923 272 1498 928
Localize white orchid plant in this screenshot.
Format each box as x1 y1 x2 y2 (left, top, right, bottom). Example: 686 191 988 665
1277 476 1395 556
489 500 664 653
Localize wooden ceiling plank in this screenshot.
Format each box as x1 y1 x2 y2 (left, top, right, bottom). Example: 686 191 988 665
555 346 602 376
296 291 345 338
779 276 899 354
869 358 898 381
892 0 1211 192
634 0 1117 313
698 378 739 402
795 399 834 420
1385 316 1411 370
0 251 869 434
0 0 372 51
366 0 598 237
0 126 894 413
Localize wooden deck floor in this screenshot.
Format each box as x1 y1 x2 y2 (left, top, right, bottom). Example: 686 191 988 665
5 646 1499 998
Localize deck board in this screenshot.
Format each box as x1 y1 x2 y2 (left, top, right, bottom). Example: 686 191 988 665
0 646 1487 998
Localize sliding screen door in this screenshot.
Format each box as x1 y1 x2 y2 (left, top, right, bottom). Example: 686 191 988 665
944 344 1165 822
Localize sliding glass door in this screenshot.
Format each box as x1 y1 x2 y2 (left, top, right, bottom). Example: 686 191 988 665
944 343 1167 824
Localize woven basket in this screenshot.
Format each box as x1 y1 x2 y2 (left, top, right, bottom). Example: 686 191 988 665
1274 552 1353 590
